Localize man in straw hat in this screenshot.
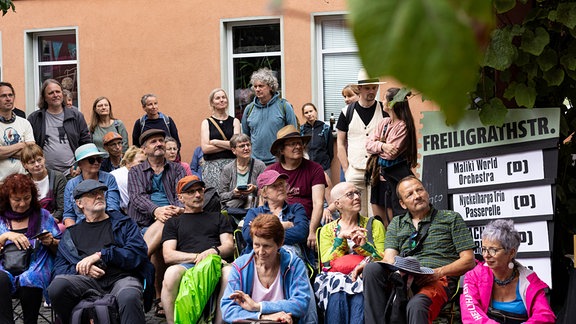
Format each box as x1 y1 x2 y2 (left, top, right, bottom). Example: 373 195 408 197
266 125 326 250
363 176 475 324
334 68 389 217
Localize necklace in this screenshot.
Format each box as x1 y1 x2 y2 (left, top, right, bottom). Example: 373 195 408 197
494 268 517 286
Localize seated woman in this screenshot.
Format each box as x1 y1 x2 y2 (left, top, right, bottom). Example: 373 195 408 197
221 214 316 324
460 219 556 323
0 174 61 324
242 170 312 265
165 136 192 175
21 143 67 233
110 145 146 214
219 134 266 220
314 181 385 324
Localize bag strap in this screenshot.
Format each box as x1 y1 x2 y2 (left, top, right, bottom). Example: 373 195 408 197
402 207 437 257
247 158 255 182
366 215 383 245
207 117 228 141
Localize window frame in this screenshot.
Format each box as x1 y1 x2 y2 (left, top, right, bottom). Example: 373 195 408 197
24 27 80 112
222 17 284 118
313 13 360 122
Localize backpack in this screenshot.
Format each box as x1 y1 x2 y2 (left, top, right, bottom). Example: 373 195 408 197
203 187 221 213
139 113 171 137
343 101 386 126
70 289 120 324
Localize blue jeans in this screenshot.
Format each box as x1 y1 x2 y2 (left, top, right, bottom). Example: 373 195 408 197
325 291 363 324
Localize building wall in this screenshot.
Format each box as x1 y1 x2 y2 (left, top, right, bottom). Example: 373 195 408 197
1 0 438 173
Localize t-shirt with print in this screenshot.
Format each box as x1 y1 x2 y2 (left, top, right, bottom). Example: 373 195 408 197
0 116 35 181
43 111 75 175
266 159 327 219
161 211 233 254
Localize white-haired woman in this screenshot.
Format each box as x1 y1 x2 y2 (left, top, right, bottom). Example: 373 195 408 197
460 219 555 323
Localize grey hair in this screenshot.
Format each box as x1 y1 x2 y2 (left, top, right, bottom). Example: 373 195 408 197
141 93 157 107
482 219 521 252
250 68 278 92
230 133 251 148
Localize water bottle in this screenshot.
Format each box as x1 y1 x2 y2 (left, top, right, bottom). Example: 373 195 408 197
329 113 335 132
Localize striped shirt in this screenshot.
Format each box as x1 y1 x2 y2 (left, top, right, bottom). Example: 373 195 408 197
127 158 186 227
385 206 475 269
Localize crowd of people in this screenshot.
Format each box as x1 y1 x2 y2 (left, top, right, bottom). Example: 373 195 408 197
0 66 556 324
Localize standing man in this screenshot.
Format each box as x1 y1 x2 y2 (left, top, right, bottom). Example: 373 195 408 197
0 82 35 182
363 176 475 324
48 180 153 324
335 69 388 216
266 125 326 250
241 68 298 165
161 175 234 324
28 79 91 177
100 131 124 172
132 94 181 150
127 129 186 312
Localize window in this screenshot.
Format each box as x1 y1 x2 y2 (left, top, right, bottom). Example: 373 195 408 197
315 16 362 122
225 20 282 120
32 30 79 108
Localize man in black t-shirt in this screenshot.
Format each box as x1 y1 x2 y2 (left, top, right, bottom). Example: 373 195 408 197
160 175 234 324
48 180 153 324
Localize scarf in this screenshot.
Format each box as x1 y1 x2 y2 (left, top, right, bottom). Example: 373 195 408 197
3 207 41 238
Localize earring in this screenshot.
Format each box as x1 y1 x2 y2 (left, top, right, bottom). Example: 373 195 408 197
508 261 514 269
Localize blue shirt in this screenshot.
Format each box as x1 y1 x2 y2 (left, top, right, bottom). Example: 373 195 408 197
63 171 121 223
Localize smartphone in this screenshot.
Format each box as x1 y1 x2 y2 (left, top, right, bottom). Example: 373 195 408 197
31 230 49 239
237 185 248 191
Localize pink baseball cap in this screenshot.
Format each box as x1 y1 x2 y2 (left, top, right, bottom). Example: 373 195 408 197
257 170 288 188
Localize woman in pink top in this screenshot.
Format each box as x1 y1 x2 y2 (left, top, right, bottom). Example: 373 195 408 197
366 88 417 227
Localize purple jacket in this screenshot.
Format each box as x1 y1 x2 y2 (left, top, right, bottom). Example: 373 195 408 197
460 261 555 323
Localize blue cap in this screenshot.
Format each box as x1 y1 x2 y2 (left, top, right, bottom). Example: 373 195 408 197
73 179 108 199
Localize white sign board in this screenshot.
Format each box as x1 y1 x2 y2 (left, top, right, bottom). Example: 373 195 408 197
453 185 554 221
448 151 544 189
515 257 552 288
469 221 550 254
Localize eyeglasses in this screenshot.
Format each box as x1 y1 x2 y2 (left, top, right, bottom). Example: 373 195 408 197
235 143 251 149
284 141 304 148
106 141 123 147
182 187 205 195
86 157 103 165
337 190 361 200
267 181 286 190
481 247 505 257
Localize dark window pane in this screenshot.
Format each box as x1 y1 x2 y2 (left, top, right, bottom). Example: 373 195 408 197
232 56 281 120
38 34 76 62
233 24 280 54
39 64 78 106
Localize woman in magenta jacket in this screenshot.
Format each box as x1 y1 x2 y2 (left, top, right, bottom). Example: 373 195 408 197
460 219 555 323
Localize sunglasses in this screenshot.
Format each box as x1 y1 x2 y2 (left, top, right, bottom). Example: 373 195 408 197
85 156 103 165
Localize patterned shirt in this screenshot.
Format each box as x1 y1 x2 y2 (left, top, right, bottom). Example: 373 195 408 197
385 206 475 269
127 158 186 227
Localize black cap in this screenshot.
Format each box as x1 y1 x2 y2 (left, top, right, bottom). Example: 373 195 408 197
139 129 166 146
73 179 108 199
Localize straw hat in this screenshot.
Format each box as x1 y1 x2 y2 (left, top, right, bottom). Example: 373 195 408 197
269 125 311 155
355 68 387 85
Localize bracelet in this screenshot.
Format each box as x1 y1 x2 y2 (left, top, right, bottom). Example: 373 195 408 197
211 246 220 255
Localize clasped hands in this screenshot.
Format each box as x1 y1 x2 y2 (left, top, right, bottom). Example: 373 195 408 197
76 252 105 279
154 205 184 223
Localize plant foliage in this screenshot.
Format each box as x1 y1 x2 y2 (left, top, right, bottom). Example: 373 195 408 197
0 0 15 16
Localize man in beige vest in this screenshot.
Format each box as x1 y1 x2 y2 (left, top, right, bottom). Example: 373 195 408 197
334 69 388 216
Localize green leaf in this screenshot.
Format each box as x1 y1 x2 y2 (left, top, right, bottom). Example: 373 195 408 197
479 98 508 126
556 2 576 29
536 48 557 72
349 0 486 124
524 62 539 80
494 0 517 14
543 67 565 86
484 27 518 70
445 0 493 24
390 87 412 108
560 54 576 71
520 27 550 56
514 83 536 108
503 82 517 100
